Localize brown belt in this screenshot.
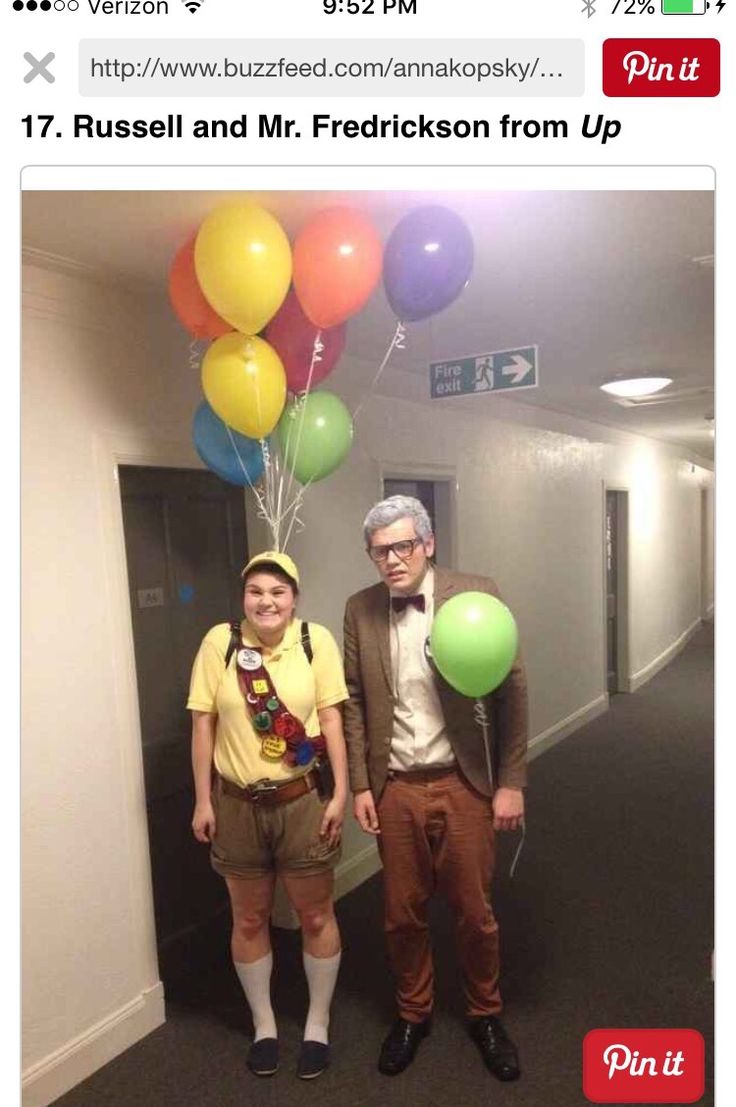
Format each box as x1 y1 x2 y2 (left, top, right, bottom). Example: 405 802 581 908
387 765 458 783
218 770 318 806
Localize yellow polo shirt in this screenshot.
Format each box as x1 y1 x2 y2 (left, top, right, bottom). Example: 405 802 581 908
187 618 348 787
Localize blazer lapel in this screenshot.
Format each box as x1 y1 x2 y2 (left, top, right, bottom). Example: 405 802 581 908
371 587 393 692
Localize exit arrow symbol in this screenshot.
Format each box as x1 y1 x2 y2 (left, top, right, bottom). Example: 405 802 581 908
501 354 533 385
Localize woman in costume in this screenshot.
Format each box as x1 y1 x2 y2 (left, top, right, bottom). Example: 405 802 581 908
187 551 348 1080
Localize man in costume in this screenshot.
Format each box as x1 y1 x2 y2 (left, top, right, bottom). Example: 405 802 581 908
343 496 528 1080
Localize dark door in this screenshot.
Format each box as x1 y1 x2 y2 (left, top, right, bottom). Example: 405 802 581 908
119 466 248 970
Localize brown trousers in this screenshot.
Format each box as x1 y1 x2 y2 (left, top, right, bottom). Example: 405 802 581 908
377 767 502 1022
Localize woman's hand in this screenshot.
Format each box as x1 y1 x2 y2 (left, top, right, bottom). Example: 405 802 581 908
192 800 216 843
319 795 345 849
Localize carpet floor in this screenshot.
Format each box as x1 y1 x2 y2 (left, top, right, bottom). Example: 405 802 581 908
49 623 714 1107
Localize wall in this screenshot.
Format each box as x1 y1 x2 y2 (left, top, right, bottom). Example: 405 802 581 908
21 262 197 1106
21 260 713 1105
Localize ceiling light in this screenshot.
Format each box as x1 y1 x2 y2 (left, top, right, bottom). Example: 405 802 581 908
600 376 673 399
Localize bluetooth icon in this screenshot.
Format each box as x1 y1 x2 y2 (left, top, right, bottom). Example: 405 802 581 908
582 0 597 15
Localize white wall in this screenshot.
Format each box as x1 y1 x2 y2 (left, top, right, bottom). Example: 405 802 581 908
21 260 713 1105
21 262 196 1106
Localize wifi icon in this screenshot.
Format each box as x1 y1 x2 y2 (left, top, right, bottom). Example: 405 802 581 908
181 0 203 11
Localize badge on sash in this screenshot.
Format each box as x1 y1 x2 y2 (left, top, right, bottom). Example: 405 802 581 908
273 713 299 740
261 736 288 760
237 648 262 671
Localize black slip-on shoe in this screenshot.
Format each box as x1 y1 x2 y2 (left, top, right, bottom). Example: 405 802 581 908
247 1037 279 1076
467 1015 521 1082
378 1017 431 1076
297 1040 330 1079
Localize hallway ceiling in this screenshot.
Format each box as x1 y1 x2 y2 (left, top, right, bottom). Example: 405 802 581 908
22 189 714 461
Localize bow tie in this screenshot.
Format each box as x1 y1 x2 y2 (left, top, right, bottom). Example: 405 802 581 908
391 593 426 614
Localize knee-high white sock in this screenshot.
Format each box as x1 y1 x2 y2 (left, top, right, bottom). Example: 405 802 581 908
302 950 341 1044
234 953 277 1041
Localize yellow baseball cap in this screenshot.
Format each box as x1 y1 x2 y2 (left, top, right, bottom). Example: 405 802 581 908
241 550 300 587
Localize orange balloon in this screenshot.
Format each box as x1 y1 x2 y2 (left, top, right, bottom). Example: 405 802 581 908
168 237 231 340
293 207 383 329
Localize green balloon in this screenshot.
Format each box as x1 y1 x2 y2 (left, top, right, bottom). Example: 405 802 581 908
277 391 353 484
430 591 518 698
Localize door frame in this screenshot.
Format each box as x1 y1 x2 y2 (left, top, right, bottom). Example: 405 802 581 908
602 485 631 695
378 462 459 569
93 431 221 989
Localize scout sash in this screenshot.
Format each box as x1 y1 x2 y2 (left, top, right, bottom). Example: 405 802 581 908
234 640 326 767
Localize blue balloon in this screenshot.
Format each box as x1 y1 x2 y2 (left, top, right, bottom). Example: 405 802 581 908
383 206 474 322
192 401 266 486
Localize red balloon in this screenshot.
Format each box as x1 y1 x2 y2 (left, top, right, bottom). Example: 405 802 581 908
293 207 382 329
168 237 231 340
265 288 346 392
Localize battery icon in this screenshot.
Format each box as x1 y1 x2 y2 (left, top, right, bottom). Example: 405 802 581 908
662 0 706 11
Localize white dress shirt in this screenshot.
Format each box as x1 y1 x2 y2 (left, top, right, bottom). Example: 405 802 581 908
388 566 457 771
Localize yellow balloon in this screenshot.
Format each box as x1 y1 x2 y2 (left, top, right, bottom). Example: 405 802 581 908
202 333 287 439
194 202 292 335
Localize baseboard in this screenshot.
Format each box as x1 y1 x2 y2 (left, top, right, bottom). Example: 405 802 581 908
334 841 381 901
22 983 165 1107
629 618 702 693
528 694 609 762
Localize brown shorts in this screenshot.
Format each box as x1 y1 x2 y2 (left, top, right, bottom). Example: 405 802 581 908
210 774 341 879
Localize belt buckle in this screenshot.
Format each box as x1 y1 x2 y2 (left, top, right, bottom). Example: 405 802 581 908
246 778 280 803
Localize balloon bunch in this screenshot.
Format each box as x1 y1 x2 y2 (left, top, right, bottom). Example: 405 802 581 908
169 200 474 551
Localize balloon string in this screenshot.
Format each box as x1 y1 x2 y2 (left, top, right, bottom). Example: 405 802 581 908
224 424 268 523
281 477 315 552
473 699 525 879
189 337 204 373
268 447 282 550
351 320 406 421
246 339 280 549
509 820 526 880
473 700 495 794
259 437 279 548
277 330 323 543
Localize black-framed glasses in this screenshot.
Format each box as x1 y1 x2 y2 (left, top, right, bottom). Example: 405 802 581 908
367 538 424 563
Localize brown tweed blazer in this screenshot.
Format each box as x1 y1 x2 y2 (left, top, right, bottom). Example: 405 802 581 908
343 566 528 801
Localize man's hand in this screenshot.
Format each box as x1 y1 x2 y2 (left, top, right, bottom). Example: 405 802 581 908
492 786 524 832
353 789 380 835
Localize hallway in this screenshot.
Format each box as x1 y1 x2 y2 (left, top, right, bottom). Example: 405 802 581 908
51 624 714 1107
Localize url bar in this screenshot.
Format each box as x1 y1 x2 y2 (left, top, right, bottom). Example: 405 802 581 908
79 39 585 97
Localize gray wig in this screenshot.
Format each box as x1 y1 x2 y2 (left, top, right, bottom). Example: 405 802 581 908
363 495 433 546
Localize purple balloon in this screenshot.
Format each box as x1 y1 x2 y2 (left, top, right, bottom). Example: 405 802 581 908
383 206 474 322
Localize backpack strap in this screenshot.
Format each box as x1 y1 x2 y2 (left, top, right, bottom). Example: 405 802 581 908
224 619 242 669
300 620 313 665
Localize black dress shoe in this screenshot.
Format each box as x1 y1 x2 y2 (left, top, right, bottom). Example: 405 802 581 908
378 1017 430 1075
247 1037 279 1076
467 1016 521 1081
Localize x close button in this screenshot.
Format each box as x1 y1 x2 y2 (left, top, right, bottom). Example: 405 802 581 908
24 51 55 84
